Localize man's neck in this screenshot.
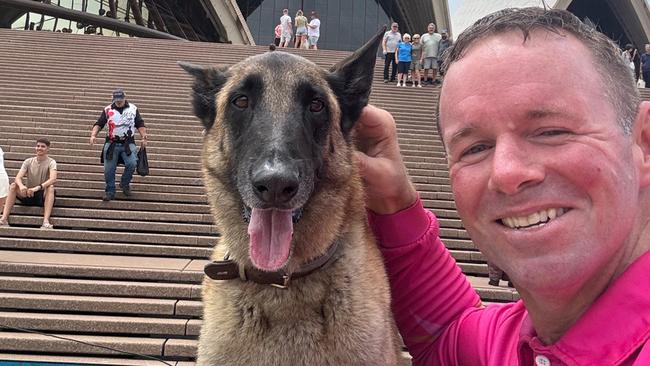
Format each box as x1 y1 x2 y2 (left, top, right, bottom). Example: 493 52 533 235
36 155 48 162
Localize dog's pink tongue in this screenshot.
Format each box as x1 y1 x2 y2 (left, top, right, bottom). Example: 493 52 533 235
248 208 294 271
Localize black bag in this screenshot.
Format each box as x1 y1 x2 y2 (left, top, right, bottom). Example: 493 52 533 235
136 147 149 176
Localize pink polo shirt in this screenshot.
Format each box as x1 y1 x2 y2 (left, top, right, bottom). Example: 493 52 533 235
368 198 650 365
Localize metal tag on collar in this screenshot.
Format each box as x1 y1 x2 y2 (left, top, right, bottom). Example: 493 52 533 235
270 273 291 289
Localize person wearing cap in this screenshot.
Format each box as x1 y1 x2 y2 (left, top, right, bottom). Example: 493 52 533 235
383 22 402 83
437 29 453 75
90 89 147 201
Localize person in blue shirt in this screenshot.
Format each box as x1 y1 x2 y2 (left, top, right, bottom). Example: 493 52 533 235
395 33 413 87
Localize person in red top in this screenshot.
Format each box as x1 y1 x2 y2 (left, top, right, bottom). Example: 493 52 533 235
355 8 650 365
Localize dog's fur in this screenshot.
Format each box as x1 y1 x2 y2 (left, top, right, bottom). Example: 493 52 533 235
181 29 403 365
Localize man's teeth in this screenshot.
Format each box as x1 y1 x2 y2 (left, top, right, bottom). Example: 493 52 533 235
501 208 566 229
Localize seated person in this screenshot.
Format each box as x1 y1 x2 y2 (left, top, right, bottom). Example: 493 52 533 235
0 138 57 229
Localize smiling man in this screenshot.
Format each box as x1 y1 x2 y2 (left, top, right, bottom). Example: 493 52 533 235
355 7 650 365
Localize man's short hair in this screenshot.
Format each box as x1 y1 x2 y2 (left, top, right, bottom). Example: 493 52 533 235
36 138 50 147
283 9 288 14
439 7 639 137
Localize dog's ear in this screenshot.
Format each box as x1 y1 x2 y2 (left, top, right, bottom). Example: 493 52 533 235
178 61 229 130
327 26 386 136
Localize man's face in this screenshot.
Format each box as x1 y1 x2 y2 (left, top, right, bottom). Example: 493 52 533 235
645 44 650 53
114 99 125 108
391 24 398 33
440 30 641 295
428 24 435 33
35 142 48 156
442 33 448 40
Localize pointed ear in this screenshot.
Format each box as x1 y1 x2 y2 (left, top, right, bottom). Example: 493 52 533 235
327 26 386 136
178 61 229 130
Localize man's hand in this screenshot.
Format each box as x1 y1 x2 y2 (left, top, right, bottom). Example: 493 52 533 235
26 186 38 197
19 185 28 196
90 135 97 145
354 105 418 214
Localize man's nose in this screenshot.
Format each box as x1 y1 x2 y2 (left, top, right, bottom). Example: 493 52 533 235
487 137 544 195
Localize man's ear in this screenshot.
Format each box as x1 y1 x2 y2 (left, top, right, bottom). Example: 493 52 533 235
178 61 229 130
327 26 386 136
635 101 650 187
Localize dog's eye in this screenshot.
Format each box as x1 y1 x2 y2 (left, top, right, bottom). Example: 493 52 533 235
232 95 249 109
310 99 324 113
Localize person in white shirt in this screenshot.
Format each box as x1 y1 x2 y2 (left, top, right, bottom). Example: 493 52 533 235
307 11 321 50
279 9 292 48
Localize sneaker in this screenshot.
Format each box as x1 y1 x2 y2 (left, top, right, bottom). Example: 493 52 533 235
412 83 416 88
395 82 401 87
383 79 389 83
40 223 54 230
417 84 423 88
488 279 500 287
122 185 132 197
102 193 115 201
0 218 9 227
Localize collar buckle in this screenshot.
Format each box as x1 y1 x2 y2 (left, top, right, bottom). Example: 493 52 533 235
270 274 291 289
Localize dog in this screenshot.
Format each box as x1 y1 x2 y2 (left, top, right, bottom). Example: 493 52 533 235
180 28 404 365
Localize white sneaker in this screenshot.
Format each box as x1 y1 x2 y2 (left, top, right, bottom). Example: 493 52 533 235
417 84 423 88
395 82 400 87
412 83 416 87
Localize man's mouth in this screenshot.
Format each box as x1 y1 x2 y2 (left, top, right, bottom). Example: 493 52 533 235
499 208 569 229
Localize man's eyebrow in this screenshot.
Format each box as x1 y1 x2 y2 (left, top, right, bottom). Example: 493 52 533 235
526 109 564 119
448 124 478 147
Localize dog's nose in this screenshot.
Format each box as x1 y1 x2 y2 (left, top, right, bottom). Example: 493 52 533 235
251 163 300 205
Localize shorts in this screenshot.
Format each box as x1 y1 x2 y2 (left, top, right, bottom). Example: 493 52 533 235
296 27 307 36
308 36 319 46
280 32 292 43
0 174 8 198
410 61 422 71
17 190 47 207
397 61 411 74
423 57 438 70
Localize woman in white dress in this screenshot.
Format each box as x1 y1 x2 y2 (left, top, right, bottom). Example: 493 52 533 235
0 146 9 211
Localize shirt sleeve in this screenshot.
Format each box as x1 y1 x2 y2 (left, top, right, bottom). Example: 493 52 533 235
134 110 145 128
368 198 483 365
49 159 57 171
19 159 29 174
94 109 108 129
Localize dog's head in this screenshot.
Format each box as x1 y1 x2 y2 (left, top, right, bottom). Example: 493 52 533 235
181 29 384 272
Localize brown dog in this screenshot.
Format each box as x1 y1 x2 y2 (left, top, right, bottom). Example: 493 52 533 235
180 28 404 365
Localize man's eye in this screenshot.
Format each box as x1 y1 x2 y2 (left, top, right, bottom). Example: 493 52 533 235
232 96 249 109
539 129 567 137
462 144 490 157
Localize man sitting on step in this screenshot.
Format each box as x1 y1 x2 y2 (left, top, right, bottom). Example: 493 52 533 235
90 88 147 201
0 138 57 229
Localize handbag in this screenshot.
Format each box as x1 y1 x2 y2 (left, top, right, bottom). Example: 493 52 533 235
638 78 645 88
136 146 149 176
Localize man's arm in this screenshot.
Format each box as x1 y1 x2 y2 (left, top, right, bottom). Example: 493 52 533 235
355 105 484 364
14 163 27 195
135 110 147 147
90 110 108 145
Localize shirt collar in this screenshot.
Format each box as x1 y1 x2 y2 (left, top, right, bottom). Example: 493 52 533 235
519 250 650 365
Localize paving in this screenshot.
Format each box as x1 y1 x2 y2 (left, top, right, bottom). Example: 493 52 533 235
4 29 635 364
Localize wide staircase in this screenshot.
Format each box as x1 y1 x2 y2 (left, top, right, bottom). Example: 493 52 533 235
0 29 519 364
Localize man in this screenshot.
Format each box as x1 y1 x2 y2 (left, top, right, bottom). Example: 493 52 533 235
355 8 650 365
90 88 147 201
420 23 442 84
640 43 650 87
0 138 57 229
382 22 401 83
307 11 320 50
436 29 452 75
279 9 292 48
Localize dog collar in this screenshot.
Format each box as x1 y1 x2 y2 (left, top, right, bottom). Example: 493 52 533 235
204 240 341 289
